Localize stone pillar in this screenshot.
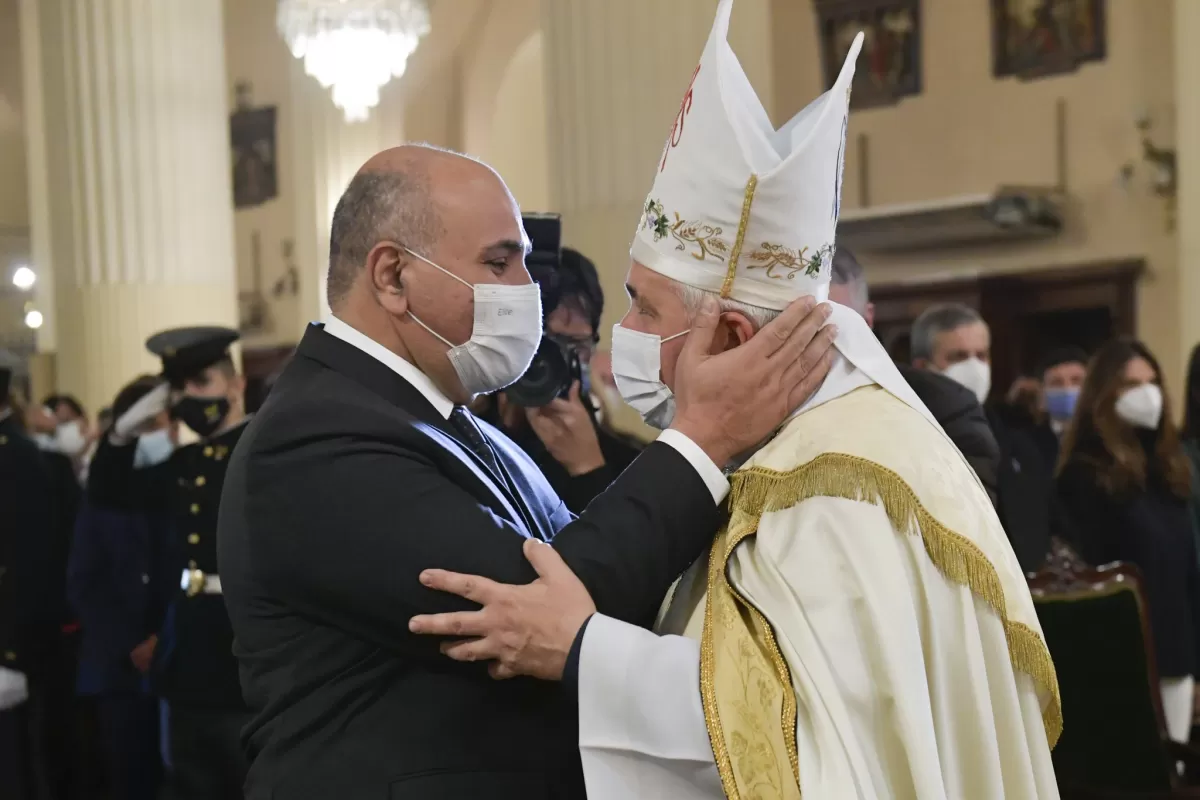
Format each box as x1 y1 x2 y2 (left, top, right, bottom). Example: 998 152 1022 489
20 0 238 413
1176 0 1200 381
289 65 407 325
540 0 775 337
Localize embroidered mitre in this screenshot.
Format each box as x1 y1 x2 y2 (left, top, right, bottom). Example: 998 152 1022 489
631 0 862 310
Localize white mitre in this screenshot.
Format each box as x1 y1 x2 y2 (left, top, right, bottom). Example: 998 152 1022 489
631 0 861 310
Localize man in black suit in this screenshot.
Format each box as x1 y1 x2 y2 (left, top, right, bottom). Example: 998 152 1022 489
217 144 836 799
828 247 1001 504
909 303 1057 572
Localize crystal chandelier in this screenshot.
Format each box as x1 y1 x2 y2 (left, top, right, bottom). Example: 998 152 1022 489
277 0 431 123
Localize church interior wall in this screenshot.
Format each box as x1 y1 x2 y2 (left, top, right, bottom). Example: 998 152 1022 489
0 0 1195 398
772 0 1181 385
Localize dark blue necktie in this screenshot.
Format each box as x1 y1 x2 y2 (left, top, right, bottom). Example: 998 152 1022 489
449 406 502 476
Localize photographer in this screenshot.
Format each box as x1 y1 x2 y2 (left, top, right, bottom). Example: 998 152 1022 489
475 240 642 513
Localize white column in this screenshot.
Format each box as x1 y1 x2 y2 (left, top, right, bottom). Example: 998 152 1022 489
540 0 774 337
1177 0 1200 380
289 64 407 325
20 0 238 413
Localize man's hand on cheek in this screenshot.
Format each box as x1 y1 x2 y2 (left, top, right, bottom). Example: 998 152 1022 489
409 538 596 680
670 295 836 467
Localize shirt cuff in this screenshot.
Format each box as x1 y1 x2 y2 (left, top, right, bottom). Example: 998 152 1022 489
562 613 594 689
656 429 729 505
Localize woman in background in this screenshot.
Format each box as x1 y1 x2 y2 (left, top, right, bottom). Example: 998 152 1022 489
1056 338 1198 742
1181 344 1200 548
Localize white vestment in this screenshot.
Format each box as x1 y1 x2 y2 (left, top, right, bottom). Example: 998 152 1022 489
576 307 1061 800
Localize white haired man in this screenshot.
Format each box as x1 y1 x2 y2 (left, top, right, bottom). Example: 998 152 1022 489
410 2 1061 797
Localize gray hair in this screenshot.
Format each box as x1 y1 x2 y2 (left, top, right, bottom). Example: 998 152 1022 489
672 282 781 331
829 247 869 314
910 303 984 362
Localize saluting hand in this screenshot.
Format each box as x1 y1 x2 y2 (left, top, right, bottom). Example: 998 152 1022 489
409 538 595 681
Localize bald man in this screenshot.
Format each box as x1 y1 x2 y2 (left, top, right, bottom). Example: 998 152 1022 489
216 145 836 799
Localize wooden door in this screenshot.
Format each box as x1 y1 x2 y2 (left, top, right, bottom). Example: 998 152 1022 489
871 259 1142 402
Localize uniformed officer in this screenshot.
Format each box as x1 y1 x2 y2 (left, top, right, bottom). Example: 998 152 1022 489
0 350 61 799
87 326 251 800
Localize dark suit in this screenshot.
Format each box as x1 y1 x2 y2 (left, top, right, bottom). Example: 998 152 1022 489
897 364 1001 505
217 324 722 799
67 501 174 799
68 502 174 695
984 407 1063 572
0 413 58 800
88 421 251 798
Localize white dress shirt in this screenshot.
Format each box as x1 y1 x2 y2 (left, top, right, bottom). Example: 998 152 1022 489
320 317 729 503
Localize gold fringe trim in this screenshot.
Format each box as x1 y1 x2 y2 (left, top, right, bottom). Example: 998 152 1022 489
726 452 1063 749
721 174 758 298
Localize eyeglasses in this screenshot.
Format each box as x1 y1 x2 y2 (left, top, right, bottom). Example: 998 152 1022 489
547 332 599 354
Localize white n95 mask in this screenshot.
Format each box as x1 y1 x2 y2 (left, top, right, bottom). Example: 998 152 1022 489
402 247 543 397
611 324 689 430
1115 383 1163 430
55 420 88 457
941 357 992 405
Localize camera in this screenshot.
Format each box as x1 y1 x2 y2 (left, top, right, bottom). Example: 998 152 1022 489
505 213 586 408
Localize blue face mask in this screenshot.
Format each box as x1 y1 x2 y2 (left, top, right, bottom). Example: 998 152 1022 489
1044 387 1080 422
134 428 175 469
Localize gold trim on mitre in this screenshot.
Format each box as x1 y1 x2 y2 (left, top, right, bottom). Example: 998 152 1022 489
720 174 759 299
699 452 1063 799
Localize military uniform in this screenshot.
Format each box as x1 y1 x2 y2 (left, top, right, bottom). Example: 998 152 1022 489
0 357 69 800
86 327 250 799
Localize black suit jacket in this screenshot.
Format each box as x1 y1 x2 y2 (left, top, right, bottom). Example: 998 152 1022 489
217 325 722 800
897 364 1000 506
985 406 1062 572
0 415 60 672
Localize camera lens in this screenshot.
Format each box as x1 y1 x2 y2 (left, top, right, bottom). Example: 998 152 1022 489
506 338 571 407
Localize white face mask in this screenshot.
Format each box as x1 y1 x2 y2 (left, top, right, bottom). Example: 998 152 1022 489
940 357 991 405
1115 383 1163 430
55 419 88 457
402 247 543 397
610 324 689 430
134 428 175 469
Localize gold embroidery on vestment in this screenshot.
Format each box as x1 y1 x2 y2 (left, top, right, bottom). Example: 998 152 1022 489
699 452 1063 799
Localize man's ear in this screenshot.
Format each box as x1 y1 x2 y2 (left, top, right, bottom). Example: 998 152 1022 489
864 302 876 329
713 311 756 353
913 357 930 371
368 241 407 314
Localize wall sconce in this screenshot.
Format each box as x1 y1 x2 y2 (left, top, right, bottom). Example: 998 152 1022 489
1118 114 1177 231
23 301 43 330
11 265 35 290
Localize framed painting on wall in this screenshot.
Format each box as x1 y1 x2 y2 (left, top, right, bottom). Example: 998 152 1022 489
230 105 279 209
814 0 922 110
992 0 1106 79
